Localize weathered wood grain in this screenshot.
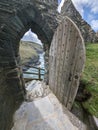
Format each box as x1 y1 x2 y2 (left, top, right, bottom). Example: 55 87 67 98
49 16 85 109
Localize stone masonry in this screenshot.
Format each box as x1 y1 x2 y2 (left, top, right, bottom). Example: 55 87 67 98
0 1 59 130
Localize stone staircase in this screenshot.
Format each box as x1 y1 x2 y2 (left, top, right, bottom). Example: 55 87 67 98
11 81 87 130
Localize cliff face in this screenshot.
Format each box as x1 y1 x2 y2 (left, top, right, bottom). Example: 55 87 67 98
61 0 98 43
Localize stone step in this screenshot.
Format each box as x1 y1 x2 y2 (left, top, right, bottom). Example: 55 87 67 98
12 84 87 130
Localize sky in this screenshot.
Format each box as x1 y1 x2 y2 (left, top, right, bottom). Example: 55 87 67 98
21 29 42 45
22 0 98 43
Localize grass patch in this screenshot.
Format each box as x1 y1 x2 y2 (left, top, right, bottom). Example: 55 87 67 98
81 43 98 117
20 41 43 65
21 41 43 53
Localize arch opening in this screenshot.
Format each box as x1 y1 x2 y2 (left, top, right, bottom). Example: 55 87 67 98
9 17 51 85
20 29 46 82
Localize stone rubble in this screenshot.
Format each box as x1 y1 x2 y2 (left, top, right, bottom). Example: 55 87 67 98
25 80 51 101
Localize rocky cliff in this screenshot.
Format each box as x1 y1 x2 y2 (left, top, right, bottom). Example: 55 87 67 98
61 0 98 43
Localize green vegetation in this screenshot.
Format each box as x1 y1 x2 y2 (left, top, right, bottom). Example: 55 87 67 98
20 41 43 65
81 43 98 117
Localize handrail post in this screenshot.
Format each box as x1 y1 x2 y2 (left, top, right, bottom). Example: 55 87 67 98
38 68 41 80
23 67 45 81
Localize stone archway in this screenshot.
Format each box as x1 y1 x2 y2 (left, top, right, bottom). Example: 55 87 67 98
0 1 86 130
0 1 59 130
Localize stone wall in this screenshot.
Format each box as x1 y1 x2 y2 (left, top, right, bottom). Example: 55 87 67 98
0 1 59 130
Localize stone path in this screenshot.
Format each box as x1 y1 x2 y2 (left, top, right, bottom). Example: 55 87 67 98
12 81 87 130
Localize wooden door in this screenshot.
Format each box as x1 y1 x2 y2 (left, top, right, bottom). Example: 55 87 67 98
49 16 85 110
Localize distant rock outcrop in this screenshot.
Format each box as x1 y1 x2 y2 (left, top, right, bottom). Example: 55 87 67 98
96 31 98 38
61 0 98 43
